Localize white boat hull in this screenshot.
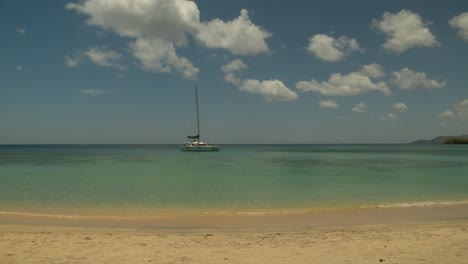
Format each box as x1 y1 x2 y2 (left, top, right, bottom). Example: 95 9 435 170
181 144 220 151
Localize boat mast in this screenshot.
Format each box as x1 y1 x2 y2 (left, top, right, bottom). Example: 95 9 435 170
195 86 200 142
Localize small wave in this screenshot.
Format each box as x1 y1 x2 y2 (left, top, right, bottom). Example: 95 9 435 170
0 211 80 219
202 209 307 216
373 200 468 208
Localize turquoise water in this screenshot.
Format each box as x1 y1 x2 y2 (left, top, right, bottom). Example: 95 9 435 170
1 145 468 213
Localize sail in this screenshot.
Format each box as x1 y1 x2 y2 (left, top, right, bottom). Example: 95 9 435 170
187 134 199 139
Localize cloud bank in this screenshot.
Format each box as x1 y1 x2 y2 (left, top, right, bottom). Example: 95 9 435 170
67 0 271 79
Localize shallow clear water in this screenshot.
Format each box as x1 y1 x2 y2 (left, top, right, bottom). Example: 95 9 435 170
0 144 467 213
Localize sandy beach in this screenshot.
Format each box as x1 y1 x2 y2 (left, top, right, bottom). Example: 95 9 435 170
1 222 468 264
2 204 468 264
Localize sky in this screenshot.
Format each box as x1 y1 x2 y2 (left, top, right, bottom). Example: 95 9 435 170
1 0 468 144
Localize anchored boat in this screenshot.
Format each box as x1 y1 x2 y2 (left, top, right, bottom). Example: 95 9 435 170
181 87 220 152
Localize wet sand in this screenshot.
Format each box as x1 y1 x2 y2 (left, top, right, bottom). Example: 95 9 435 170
1 203 468 230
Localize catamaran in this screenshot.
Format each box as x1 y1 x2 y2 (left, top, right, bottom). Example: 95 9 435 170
181 87 220 151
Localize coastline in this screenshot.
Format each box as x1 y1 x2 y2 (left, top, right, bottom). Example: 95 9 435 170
2 202 468 230
2 203 468 263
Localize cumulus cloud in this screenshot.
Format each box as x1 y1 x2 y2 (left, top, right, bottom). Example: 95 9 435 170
380 113 398 120
85 46 126 70
65 53 83 67
360 63 385 78
220 60 296 102
67 0 271 78
66 0 200 46
307 34 360 62
392 102 408 112
196 9 271 55
437 99 468 122
456 99 468 107
372 9 439 53
221 59 248 85
319 100 339 108
392 68 445 90
79 89 107 96
386 113 398 120
222 59 248 73
437 110 455 118
352 102 368 113
454 99 468 121
449 13 468 41
240 79 298 102
295 64 390 96
129 39 198 79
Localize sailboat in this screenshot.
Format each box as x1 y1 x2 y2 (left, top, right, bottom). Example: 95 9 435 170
181 87 220 151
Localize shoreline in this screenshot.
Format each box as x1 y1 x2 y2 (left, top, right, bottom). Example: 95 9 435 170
2 203 468 231
2 203 468 263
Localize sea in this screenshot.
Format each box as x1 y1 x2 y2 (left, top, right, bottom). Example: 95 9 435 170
1 144 468 216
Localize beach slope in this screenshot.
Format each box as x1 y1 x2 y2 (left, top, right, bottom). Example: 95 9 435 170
1 222 468 264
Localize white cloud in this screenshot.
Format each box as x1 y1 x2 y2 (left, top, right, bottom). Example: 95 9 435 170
352 102 368 113
16 28 26 35
222 59 248 73
296 64 390 96
392 102 408 112
307 34 360 62
196 9 271 55
449 13 468 41
360 63 385 78
437 110 454 118
15 65 23 71
387 113 398 120
240 79 298 102
456 99 468 107
79 89 107 96
220 60 295 102
224 73 241 85
66 0 200 78
130 39 198 79
392 68 445 90
437 99 468 122
319 100 339 108
66 0 200 46
380 113 398 120
221 59 248 85
372 9 439 53
67 1 271 79
454 99 468 121
65 53 83 67
85 46 125 70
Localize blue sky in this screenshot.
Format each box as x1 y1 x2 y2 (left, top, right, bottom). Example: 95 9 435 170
1 0 467 144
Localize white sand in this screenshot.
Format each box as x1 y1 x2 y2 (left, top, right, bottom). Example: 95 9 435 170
1 221 468 264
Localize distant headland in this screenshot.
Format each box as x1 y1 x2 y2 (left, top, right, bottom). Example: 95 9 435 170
410 134 468 144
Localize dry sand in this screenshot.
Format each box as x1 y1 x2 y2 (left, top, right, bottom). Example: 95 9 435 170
1 221 468 264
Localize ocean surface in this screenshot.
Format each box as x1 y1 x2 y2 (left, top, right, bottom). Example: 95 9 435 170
1 144 468 215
